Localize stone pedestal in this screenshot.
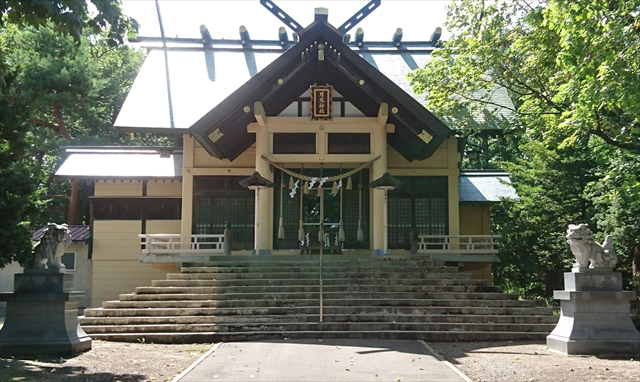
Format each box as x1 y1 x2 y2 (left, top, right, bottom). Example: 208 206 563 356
0 270 92 356
547 271 640 356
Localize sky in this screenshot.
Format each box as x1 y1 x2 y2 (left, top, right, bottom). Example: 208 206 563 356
121 0 452 42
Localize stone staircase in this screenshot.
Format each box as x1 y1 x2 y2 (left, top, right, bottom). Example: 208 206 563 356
80 256 558 343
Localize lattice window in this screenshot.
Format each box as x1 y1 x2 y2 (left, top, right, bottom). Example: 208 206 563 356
388 176 448 249
193 176 254 251
273 170 302 250
342 169 369 249
273 133 316 154
388 197 412 249
327 133 370 154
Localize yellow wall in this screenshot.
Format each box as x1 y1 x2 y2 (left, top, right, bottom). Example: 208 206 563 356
459 203 491 235
146 220 181 235
461 262 492 285
94 180 142 197
387 138 451 170
459 203 493 284
147 180 182 196
91 220 178 307
194 142 256 168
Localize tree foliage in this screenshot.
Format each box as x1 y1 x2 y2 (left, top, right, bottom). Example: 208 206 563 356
409 0 640 298
409 0 639 153
0 79 43 268
0 1 141 268
4 24 147 226
0 0 137 46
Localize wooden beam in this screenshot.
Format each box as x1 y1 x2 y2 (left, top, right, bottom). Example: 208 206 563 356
265 153 375 164
254 101 266 127
248 120 395 133
377 102 388 128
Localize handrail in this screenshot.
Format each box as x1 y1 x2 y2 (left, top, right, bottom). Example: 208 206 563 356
417 235 500 254
139 233 225 255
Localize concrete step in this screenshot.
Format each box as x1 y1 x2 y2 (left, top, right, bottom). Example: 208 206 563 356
81 321 557 334
84 305 553 318
178 265 459 274
134 284 501 295
80 313 559 326
101 297 535 310
82 258 553 343
118 291 518 301
83 330 551 343
167 269 471 280
178 259 449 269
148 277 482 289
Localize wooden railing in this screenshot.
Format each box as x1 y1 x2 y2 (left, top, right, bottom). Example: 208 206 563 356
139 234 225 255
417 235 500 254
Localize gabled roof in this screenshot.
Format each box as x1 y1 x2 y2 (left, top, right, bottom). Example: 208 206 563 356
187 21 452 161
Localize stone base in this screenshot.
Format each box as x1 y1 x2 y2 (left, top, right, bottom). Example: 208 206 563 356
547 271 640 356
251 249 272 256
0 336 92 357
0 272 92 357
371 249 391 256
547 335 640 356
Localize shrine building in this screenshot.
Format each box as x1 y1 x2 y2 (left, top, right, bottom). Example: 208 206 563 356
56 5 516 308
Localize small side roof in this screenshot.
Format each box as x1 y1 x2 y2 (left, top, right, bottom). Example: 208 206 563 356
459 172 517 202
56 148 183 179
32 225 90 243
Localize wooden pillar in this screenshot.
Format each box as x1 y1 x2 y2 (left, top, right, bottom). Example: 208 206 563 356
371 104 389 255
447 136 460 237
253 103 272 255
181 135 195 239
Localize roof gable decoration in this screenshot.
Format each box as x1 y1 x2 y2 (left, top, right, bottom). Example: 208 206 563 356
189 12 452 162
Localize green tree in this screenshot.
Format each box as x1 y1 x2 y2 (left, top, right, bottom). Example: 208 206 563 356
0 0 137 44
0 78 44 268
409 0 639 153
409 0 640 297
0 1 138 268
491 135 600 299
587 144 640 308
3 23 146 223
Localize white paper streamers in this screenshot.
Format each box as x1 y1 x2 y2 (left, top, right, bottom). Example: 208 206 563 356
289 179 300 198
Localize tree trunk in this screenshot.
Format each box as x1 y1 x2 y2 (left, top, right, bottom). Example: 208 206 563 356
67 179 79 225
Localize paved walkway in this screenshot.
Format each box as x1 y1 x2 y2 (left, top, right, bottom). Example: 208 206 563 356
174 339 471 382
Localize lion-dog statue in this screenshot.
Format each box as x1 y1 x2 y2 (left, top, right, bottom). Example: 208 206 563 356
566 223 617 269
27 223 72 271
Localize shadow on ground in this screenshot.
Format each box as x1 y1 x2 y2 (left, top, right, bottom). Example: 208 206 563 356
428 340 639 364
0 357 146 382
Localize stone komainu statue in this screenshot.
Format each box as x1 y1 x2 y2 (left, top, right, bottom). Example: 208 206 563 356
27 223 72 271
566 223 617 269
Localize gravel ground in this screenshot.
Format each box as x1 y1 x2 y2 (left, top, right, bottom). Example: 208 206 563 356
0 340 638 381
431 341 640 382
0 340 210 382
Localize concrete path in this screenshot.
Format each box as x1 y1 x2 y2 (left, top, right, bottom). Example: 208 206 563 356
175 339 470 382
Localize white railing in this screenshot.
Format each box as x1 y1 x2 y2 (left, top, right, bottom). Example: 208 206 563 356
417 235 500 254
138 233 498 256
139 234 225 255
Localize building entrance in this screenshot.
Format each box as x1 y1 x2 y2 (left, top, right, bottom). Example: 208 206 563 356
273 168 370 251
